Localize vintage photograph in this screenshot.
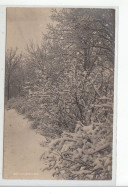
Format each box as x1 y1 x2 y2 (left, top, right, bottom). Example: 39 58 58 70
3 7 115 180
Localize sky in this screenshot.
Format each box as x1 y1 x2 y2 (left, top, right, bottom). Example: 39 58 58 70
6 8 53 52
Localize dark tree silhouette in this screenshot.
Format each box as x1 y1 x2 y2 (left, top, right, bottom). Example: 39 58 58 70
5 48 22 100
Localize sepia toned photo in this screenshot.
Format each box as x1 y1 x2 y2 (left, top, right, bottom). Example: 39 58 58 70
3 7 115 180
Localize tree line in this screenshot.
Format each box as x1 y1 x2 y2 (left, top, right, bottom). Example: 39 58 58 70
5 8 114 127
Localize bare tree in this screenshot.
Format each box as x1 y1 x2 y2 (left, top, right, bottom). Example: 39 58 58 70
5 48 22 100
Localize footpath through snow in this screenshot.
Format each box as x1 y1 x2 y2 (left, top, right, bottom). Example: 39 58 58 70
3 109 55 179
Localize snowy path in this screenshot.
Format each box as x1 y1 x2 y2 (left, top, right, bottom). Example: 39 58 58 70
3 109 55 179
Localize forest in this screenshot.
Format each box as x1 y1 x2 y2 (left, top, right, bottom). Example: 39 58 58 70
5 8 115 180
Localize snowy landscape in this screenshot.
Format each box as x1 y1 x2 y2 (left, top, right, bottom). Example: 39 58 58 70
4 8 115 180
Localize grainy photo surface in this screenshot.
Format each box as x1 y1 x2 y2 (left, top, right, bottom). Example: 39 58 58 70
3 8 115 180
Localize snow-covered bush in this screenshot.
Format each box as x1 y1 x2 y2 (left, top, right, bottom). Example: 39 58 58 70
41 120 112 180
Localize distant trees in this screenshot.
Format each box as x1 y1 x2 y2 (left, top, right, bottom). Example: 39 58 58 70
5 48 23 100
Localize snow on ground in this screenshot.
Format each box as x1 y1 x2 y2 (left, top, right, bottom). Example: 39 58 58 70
3 109 55 179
